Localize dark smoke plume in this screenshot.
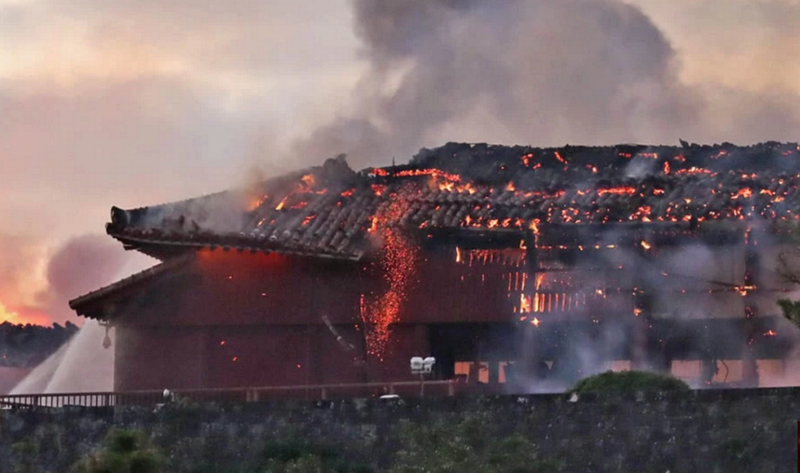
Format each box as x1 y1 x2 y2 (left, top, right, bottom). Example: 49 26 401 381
292 0 799 169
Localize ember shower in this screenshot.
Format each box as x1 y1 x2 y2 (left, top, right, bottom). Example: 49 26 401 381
68 142 800 392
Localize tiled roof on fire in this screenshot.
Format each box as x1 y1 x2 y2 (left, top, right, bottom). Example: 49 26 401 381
107 141 800 260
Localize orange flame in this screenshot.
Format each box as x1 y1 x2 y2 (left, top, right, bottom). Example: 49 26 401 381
598 187 636 195
301 174 315 188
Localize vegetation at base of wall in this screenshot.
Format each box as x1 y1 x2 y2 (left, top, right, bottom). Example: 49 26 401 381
65 419 557 473
69 429 163 473
569 370 690 394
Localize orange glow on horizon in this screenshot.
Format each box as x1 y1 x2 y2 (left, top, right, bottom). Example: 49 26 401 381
0 302 20 324
0 302 52 326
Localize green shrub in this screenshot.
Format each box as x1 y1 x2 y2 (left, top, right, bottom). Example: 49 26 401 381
570 370 690 394
69 429 163 473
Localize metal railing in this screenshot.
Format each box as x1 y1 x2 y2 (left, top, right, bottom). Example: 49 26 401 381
0 379 461 409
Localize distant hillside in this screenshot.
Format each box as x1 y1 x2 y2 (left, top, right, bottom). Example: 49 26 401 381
0 322 79 368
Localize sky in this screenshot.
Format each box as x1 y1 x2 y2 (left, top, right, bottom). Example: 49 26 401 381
0 0 798 325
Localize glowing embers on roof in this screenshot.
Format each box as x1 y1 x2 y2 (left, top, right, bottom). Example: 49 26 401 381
248 172 329 214
361 191 419 359
391 168 462 182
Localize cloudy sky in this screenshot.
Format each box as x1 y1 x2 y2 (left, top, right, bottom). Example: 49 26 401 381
1 0 798 325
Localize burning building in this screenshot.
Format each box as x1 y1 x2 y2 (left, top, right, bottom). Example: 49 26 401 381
70 142 800 392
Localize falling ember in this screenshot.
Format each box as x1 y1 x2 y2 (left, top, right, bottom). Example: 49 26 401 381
362 193 418 359
633 308 642 317
764 330 777 337
531 317 541 327
455 246 462 263
736 285 756 296
640 240 652 250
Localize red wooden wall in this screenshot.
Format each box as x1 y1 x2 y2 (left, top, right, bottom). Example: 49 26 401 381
111 250 470 391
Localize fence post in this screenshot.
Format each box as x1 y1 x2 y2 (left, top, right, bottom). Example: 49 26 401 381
448 380 455 397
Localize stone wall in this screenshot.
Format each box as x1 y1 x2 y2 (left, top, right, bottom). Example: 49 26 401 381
0 388 797 472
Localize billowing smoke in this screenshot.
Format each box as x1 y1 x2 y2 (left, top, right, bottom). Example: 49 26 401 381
46 235 130 301
292 0 799 169
36 234 143 323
